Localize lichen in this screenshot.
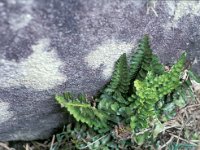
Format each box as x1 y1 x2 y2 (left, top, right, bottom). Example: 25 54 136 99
173 1 200 21
84 39 133 79
0 101 14 124
9 13 33 31
0 38 67 90
7 0 34 31
165 1 200 29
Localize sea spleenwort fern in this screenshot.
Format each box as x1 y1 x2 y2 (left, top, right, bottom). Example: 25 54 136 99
102 53 130 107
150 55 165 75
105 53 130 95
55 36 196 149
129 35 150 80
131 53 186 129
98 54 130 119
55 93 109 130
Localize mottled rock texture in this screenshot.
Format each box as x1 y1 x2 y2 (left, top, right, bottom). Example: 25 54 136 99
0 0 200 141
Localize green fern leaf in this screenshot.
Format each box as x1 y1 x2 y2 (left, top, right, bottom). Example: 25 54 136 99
132 52 186 129
129 35 153 81
150 55 165 75
100 53 130 107
188 70 200 83
55 94 109 130
106 53 130 95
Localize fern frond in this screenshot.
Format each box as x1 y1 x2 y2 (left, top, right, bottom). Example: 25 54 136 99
98 93 126 124
55 94 109 130
150 55 165 75
188 70 200 83
132 53 187 129
105 53 130 95
101 53 130 107
129 35 153 81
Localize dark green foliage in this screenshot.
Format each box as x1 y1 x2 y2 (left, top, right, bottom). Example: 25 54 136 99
106 53 130 95
55 36 199 149
99 53 130 112
129 35 154 80
52 123 129 150
150 55 165 75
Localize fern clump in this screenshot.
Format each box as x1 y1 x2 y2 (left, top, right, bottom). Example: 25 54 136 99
55 35 199 149
132 53 186 129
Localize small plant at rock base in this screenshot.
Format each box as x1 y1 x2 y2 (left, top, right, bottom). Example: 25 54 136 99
55 35 200 149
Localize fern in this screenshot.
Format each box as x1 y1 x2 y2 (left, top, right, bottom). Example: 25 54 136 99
98 54 130 117
132 53 186 129
55 94 109 130
128 35 164 98
105 53 130 95
55 36 199 149
150 55 165 75
129 35 153 81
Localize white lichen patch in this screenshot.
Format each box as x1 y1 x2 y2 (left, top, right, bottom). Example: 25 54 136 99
7 0 34 6
12 130 39 140
165 1 176 16
9 13 33 31
17 0 34 6
0 38 66 90
8 0 34 31
85 40 134 79
0 101 14 124
165 1 200 29
7 0 17 5
173 1 200 21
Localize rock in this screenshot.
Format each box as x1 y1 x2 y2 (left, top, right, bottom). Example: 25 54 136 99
0 0 200 141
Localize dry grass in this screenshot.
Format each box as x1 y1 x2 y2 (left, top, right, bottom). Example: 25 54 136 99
156 80 200 150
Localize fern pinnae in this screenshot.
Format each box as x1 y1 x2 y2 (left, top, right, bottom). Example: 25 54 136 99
132 52 187 129
150 55 165 75
129 35 153 81
107 53 130 95
129 42 144 80
66 102 91 108
56 94 109 130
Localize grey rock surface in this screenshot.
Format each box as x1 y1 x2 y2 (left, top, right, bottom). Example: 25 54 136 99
0 0 200 141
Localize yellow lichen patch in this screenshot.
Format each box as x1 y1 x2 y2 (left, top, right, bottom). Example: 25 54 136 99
84 39 134 79
165 1 200 29
0 101 14 124
174 1 200 21
0 38 66 90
